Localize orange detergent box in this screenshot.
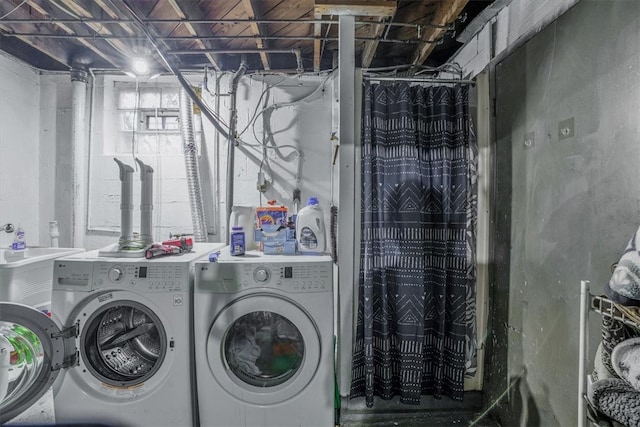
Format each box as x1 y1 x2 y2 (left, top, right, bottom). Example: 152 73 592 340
256 203 288 232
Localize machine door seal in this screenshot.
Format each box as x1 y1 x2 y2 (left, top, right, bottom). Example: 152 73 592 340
0 302 76 423
206 293 321 405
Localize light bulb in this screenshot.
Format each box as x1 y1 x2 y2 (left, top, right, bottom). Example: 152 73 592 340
132 57 150 75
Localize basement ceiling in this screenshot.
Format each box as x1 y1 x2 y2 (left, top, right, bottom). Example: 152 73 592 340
0 0 494 74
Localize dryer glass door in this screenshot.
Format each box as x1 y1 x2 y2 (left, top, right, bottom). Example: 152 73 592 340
224 311 304 388
0 302 72 424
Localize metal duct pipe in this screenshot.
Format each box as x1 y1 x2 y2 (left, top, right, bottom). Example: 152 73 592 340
113 158 134 248
135 158 154 246
167 48 303 73
70 68 87 248
179 88 208 242
225 61 247 244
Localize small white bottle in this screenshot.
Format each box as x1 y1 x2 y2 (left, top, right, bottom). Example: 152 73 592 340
296 197 326 254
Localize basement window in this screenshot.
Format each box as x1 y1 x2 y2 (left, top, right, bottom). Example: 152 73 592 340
109 82 200 155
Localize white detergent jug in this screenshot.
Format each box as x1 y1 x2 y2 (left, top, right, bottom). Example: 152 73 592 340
229 206 256 250
296 197 326 254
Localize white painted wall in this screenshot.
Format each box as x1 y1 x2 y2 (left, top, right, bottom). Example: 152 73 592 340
0 53 42 249
1 52 335 253
209 72 335 242
81 71 334 250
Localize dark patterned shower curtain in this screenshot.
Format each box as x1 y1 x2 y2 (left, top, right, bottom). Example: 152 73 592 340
350 81 478 406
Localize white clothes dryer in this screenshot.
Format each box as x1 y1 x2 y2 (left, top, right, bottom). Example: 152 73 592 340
0 243 224 426
194 248 335 427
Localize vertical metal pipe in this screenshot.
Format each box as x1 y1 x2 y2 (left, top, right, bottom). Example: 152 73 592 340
135 158 154 246
224 62 246 244
337 14 356 398
113 158 134 247
70 68 88 248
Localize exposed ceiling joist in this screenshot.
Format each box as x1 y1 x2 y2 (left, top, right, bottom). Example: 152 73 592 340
314 0 396 17
0 1 72 67
94 0 136 36
361 16 388 68
0 0 493 73
165 0 222 70
313 14 322 72
23 0 119 67
54 0 135 59
241 0 270 70
411 0 468 65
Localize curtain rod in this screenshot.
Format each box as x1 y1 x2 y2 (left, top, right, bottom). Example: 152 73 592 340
364 77 474 84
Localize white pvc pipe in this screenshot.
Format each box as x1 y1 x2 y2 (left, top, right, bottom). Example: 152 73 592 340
70 69 88 248
578 280 590 427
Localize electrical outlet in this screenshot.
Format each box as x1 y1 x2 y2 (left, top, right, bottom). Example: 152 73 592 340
523 131 535 149
558 117 575 140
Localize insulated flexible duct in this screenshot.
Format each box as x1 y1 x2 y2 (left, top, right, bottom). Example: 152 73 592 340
179 88 208 242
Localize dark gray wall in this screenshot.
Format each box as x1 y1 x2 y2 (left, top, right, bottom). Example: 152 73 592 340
490 1 640 425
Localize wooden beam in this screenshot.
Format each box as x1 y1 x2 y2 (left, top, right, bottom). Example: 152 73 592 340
361 17 387 68
314 0 396 17
241 0 270 70
0 24 69 67
165 0 221 70
411 0 468 65
58 0 134 58
94 0 136 35
313 15 322 72
24 0 120 67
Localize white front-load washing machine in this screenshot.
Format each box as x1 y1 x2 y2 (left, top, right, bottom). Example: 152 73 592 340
0 242 224 426
193 248 334 427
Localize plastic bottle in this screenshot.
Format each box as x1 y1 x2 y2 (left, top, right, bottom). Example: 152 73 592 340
230 226 246 256
11 227 26 251
296 197 326 254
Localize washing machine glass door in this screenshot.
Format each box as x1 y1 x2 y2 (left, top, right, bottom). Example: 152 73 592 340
79 299 167 387
0 302 75 424
208 294 321 405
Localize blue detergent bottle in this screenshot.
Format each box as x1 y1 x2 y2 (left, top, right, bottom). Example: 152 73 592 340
230 226 245 256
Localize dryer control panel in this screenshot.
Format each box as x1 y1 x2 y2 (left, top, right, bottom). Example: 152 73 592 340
197 261 333 294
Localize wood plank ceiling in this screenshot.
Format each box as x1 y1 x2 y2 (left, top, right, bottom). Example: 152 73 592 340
0 0 493 74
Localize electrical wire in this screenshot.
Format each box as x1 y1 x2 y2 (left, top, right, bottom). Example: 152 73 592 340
0 0 27 20
237 76 287 138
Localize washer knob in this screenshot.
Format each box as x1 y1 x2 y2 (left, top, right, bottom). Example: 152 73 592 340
108 267 124 282
254 268 270 283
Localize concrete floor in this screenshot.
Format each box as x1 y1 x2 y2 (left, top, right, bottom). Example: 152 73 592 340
5 388 55 425
5 390 499 427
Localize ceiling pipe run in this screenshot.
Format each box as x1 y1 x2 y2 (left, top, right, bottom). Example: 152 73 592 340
0 18 434 29
1 33 429 44
169 48 304 73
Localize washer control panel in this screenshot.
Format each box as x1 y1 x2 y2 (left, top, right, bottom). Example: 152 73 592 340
54 260 188 292
94 262 187 291
197 261 333 293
